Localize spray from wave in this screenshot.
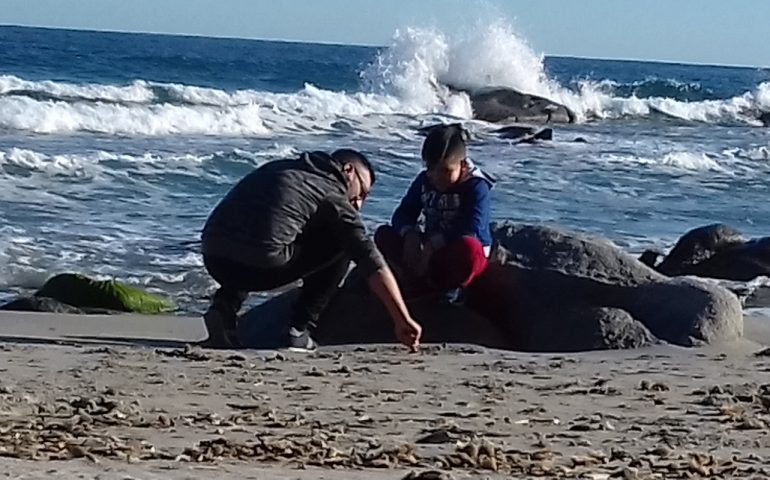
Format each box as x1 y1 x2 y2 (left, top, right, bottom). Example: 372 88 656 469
363 19 770 125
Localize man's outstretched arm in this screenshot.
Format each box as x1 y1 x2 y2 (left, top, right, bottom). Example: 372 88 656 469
367 266 422 352
332 197 423 351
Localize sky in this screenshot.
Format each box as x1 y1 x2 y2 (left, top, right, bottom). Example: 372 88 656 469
2 0 769 67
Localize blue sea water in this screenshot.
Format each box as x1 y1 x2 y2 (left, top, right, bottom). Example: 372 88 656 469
0 24 769 313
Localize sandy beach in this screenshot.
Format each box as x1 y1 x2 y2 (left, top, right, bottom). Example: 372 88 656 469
0 310 768 479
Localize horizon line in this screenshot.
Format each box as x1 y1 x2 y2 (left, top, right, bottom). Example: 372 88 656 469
2 23 768 70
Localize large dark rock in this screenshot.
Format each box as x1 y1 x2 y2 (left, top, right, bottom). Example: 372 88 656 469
0 296 87 314
238 223 743 352
759 111 770 127
527 307 656 352
458 86 576 124
494 125 553 144
492 223 742 346
641 224 770 281
237 269 512 351
0 273 176 314
417 122 554 144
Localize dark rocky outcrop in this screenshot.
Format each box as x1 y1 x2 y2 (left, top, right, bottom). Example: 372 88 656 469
527 307 656 352
0 273 176 314
238 223 743 352
759 111 770 127
493 125 553 144
452 86 576 124
0 295 87 314
486 223 741 347
417 122 555 144
640 224 770 281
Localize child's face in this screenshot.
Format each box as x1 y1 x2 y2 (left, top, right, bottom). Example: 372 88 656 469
427 160 465 192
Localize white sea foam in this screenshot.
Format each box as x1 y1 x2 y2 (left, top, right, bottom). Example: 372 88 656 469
0 75 154 103
0 146 305 185
0 96 270 136
0 147 95 178
1 23 768 137
659 152 724 171
756 82 770 110
599 151 725 172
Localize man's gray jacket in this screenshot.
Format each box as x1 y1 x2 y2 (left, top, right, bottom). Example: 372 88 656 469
201 151 386 277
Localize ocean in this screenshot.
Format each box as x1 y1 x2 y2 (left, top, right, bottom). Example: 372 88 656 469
1 24 769 314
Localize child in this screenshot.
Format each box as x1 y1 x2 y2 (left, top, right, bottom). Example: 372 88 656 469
375 123 494 303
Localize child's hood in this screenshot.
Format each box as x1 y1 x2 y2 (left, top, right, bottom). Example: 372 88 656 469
461 158 496 188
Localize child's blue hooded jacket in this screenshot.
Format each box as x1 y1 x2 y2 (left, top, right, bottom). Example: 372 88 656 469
391 159 495 252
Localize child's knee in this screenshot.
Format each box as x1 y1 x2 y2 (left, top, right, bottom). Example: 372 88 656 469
430 236 488 288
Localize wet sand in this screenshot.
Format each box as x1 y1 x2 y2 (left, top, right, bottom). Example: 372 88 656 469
0 310 769 479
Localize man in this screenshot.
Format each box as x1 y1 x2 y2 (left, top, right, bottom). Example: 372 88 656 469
200 148 422 352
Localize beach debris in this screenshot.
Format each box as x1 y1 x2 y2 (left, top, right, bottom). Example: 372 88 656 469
304 366 327 377
155 345 211 362
638 380 670 391
402 471 452 480
416 424 476 444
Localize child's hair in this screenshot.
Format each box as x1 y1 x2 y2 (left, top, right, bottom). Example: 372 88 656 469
421 123 469 169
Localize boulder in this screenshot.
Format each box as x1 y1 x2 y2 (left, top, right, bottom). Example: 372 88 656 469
417 122 553 144
494 125 553 144
492 124 537 139
490 223 743 346
527 307 656 352
458 86 576 124
641 224 770 281
0 296 87 314
0 273 176 314
759 111 770 127
237 269 511 350
238 223 743 352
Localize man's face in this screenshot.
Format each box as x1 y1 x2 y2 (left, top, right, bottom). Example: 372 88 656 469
345 163 371 211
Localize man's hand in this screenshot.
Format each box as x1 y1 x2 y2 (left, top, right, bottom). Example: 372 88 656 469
367 266 424 353
402 231 422 273
394 316 422 352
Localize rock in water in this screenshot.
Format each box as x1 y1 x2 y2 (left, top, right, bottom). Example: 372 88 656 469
759 111 770 127
465 87 575 124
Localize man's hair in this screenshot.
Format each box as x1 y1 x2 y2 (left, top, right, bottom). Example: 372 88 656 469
422 123 469 169
332 148 376 185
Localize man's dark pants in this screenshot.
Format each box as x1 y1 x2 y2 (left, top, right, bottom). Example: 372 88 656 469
203 227 350 332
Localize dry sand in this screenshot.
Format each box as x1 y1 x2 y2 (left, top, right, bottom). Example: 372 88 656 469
1 310 769 479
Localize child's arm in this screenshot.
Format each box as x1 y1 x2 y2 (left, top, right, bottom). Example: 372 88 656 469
431 178 491 247
391 172 425 234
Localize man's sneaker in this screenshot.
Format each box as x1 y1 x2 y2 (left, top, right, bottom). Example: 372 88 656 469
288 327 318 352
201 308 239 349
